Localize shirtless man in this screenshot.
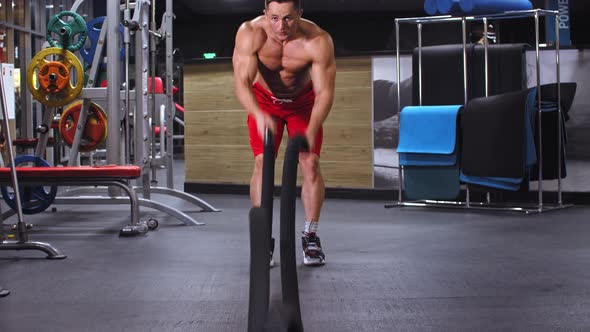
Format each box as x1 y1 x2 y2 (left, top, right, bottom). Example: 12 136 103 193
233 0 336 266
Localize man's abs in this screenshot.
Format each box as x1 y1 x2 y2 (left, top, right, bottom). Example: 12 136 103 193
252 81 314 114
255 75 312 99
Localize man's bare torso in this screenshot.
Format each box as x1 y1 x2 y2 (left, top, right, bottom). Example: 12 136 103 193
250 16 323 98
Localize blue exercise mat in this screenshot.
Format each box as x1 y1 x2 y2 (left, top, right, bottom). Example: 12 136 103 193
459 172 522 191
400 152 457 167
424 0 438 15
397 105 462 155
405 166 461 200
436 0 461 15
524 88 538 168
459 0 533 15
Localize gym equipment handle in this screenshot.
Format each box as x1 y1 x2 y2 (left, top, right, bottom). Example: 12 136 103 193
122 20 140 31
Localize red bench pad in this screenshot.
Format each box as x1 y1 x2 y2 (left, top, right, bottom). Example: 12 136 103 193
0 165 141 179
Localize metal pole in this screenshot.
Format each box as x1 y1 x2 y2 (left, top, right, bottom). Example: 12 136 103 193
124 1 132 164
462 17 470 208
150 0 158 186
418 23 423 106
483 17 491 205
555 13 562 205
483 17 489 97
135 1 151 199
462 18 468 104
107 0 122 195
70 0 85 13
85 19 108 88
395 19 403 203
66 99 90 166
34 107 56 159
165 0 175 189
535 11 543 211
0 62 27 242
22 0 33 142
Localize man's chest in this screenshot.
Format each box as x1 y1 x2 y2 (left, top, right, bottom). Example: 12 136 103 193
257 41 310 73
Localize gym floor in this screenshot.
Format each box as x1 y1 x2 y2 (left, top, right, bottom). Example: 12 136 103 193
2 161 590 331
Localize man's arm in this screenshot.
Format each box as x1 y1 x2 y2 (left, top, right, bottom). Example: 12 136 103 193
307 32 336 149
232 22 275 136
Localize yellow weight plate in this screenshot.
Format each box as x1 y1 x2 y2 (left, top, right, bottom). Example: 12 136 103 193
27 47 84 107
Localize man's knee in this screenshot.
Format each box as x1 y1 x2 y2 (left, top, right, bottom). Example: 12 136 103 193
299 153 321 181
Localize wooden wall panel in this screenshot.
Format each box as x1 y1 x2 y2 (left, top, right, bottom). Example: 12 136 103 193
185 145 252 184
184 64 240 111
186 144 371 187
185 111 248 145
185 111 372 146
184 57 373 188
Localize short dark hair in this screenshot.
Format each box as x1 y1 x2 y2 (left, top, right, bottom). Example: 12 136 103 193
265 0 301 10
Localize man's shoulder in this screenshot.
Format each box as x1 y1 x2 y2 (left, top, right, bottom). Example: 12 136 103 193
300 19 331 43
298 21 334 60
236 16 268 49
239 16 266 34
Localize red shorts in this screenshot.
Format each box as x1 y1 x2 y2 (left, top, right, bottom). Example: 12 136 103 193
248 82 323 157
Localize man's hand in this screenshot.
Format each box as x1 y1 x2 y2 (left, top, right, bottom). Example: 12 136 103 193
254 112 276 139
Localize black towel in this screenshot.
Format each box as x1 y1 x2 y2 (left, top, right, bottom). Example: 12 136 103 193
537 82 577 120
461 89 531 178
412 43 527 106
529 83 577 181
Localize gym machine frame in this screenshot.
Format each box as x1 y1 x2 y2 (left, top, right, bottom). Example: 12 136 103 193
52 0 220 225
0 58 65 259
385 9 569 214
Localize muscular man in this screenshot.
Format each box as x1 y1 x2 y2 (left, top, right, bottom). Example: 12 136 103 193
233 0 336 266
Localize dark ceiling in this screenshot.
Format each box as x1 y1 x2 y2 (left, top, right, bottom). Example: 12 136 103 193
174 0 425 15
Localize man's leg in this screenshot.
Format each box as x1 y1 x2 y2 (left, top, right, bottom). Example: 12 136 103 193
248 113 284 267
284 104 325 265
299 152 324 223
250 154 264 207
247 114 284 206
299 152 326 266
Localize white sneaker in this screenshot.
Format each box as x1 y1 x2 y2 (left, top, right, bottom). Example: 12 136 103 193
302 234 326 266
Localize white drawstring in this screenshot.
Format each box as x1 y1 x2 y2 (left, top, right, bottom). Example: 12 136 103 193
271 96 293 105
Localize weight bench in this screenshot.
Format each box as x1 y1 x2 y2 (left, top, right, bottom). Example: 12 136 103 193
0 165 148 258
0 165 142 228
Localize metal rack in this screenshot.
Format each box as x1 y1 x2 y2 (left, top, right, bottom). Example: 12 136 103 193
385 9 569 214
50 0 220 226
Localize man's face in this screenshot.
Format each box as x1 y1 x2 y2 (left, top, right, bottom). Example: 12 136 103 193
265 2 302 41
